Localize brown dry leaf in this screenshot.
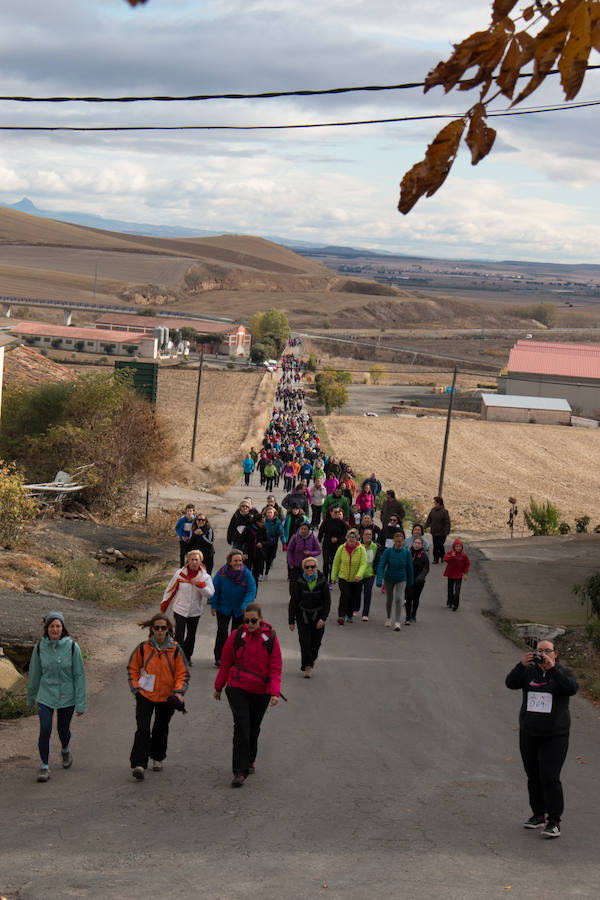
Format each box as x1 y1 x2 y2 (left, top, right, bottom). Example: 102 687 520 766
559 1 592 98
512 1 577 105
591 2 600 50
496 35 525 97
523 4 535 20
425 29 508 93
398 119 465 214
465 103 497 164
492 0 520 19
125 0 148 5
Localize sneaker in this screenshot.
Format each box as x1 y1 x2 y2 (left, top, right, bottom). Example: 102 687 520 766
263 573 269 581
151 760 163 772
248 763 256 775
362 615 369 622
541 820 560 838
353 611 359 616
337 617 345 625
523 814 546 829
37 766 50 783
304 666 313 678
404 619 411 626
231 773 246 787
385 618 391 627
61 748 72 769
132 766 145 780
394 622 401 631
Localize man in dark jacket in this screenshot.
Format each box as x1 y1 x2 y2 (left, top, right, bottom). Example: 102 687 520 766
381 490 406 529
425 495 451 563
282 484 310 515
318 507 348 585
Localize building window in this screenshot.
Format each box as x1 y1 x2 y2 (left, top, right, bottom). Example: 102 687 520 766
44 337 51 342
65 339 72 344
87 342 94 347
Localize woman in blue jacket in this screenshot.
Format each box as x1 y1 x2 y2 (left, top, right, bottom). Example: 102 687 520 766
376 532 414 631
210 550 257 666
27 611 87 783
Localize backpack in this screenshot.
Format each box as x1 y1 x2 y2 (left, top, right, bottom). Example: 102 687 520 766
233 625 276 656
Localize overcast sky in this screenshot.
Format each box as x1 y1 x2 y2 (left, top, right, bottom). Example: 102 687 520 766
0 0 599 262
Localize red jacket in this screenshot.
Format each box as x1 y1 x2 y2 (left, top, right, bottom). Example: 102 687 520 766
443 540 470 578
215 622 282 696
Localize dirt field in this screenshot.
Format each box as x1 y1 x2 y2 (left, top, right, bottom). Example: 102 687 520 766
156 368 275 489
321 415 600 534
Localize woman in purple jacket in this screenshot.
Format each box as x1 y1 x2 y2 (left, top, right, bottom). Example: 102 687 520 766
286 522 322 589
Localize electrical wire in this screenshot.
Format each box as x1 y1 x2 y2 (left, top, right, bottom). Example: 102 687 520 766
0 97 598 131
0 65 597 103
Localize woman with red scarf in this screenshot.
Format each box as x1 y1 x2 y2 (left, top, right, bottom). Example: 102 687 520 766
161 549 215 665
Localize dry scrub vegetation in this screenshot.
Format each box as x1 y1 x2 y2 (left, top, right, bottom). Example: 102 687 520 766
157 369 276 490
322 416 600 534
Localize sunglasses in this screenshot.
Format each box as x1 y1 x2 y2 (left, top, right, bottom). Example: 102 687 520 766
153 625 168 631
244 617 259 624
304 564 317 569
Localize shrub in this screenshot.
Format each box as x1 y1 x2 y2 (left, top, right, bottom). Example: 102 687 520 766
0 462 37 549
75 341 85 352
523 497 560 535
51 338 62 349
369 364 386 384
58 557 119 605
123 344 136 357
558 521 571 534
575 515 591 533
0 690 36 720
573 572 600 619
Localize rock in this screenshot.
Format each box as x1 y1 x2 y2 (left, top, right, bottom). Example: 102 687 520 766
0 656 26 692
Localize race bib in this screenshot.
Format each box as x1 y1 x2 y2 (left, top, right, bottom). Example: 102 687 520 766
526 691 552 713
237 525 245 534
138 670 156 692
385 538 394 548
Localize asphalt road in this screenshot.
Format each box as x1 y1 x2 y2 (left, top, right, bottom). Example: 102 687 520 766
344 384 436 417
1 477 598 900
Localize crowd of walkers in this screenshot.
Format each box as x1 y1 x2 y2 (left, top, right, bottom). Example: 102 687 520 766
23 336 579 838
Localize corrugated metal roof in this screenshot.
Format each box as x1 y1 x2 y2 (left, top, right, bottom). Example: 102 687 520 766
481 393 571 411
508 340 600 379
10 322 150 343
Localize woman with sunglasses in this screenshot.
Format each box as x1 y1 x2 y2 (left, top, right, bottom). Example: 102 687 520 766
127 612 190 780
214 602 282 787
289 557 330 678
189 513 215 574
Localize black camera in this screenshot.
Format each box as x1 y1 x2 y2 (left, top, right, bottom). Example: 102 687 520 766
532 651 543 664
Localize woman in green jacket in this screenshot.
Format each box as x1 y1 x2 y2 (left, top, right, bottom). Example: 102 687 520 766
27 611 87 783
331 528 368 625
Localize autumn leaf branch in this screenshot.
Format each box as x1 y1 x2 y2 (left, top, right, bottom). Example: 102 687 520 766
398 0 600 214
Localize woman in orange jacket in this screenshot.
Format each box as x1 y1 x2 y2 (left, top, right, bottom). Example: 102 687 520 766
127 612 190 780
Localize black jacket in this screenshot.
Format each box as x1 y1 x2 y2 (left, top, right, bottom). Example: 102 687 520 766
282 491 310 514
289 573 331 625
227 510 253 546
410 547 430 583
318 516 348 550
505 662 578 736
189 523 215 563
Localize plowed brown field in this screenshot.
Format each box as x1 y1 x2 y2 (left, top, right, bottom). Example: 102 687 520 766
321 416 600 534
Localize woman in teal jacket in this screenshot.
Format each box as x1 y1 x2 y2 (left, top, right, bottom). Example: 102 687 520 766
27 611 87 783
376 533 414 631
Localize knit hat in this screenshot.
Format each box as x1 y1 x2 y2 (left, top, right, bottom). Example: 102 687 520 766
44 611 65 626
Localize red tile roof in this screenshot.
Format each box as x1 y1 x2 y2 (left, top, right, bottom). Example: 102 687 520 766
508 340 600 380
10 322 150 343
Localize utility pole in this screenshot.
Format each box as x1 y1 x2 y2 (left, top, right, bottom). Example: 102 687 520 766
190 345 204 462
438 366 457 497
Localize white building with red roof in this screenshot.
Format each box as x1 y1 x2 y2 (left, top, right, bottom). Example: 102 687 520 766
501 340 600 417
9 322 158 358
94 313 251 357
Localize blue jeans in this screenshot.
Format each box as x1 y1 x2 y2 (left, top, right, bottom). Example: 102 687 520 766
37 703 75 765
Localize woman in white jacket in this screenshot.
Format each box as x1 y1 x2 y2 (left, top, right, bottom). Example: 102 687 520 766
161 549 215 665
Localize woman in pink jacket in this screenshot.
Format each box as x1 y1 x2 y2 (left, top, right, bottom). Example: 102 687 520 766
214 602 282 787
356 484 375 515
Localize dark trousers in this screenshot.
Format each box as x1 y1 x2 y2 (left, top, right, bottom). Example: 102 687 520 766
264 543 278 574
284 476 294 491
214 611 243 663
447 577 462 609
519 731 569 822
250 556 265 583
432 535 446 563
338 579 361 619
225 687 271 775
405 581 425 620
174 612 200 662
179 541 190 567
244 471 251 485
130 693 175 768
322 546 336 583
360 575 375 616
37 703 75 765
297 617 325 670
265 476 275 491
311 504 322 528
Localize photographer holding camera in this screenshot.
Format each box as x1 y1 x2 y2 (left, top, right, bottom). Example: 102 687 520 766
505 640 578 839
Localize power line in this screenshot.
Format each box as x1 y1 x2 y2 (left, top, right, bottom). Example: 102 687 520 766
0 65 597 103
0 97 598 132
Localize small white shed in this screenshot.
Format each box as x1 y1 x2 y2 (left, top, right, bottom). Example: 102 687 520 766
480 393 571 424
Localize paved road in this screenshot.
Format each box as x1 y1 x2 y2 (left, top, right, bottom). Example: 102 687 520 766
344 384 435 416
1 477 598 899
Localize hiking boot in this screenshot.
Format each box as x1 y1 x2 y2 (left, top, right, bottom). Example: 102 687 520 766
151 760 163 772
231 773 246 787
61 749 72 769
304 666 313 678
523 814 546 829
541 820 560 838
132 766 145 780
37 767 50 783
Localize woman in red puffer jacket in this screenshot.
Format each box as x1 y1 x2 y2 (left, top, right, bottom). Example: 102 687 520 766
214 602 282 787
